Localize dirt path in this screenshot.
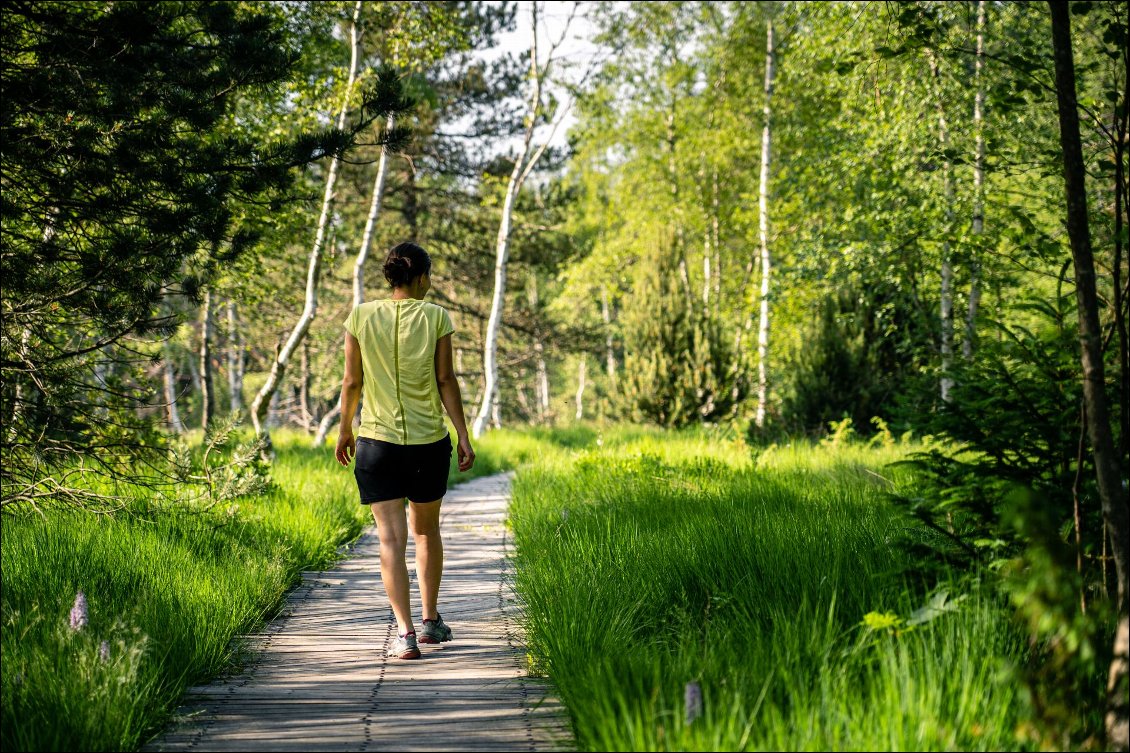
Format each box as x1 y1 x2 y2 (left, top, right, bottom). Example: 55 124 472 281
145 472 572 752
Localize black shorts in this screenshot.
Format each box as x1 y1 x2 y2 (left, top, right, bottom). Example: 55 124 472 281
354 434 452 504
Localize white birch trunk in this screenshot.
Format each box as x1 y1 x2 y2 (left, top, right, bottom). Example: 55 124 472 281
353 113 396 307
575 356 586 421
754 21 776 429
527 273 551 422
712 165 722 303
964 0 986 360
250 1 363 447
601 286 617 391
928 49 956 402
313 405 340 448
703 231 712 310
299 339 312 431
456 347 467 393
667 106 693 304
534 339 550 422
199 288 214 431
164 358 185 434
472 3 553 439
226 301 243 415
516 377 532 419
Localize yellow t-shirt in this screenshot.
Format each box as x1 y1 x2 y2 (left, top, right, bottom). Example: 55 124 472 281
343 299 455 445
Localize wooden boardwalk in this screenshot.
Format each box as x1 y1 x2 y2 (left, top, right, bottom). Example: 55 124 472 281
145 472 573 752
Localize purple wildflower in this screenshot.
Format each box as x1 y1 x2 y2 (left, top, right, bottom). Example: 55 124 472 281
684 681 703 725
99 640 111 663
69 591 88 631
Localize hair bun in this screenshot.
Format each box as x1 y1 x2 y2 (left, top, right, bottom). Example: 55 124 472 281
382 241 431 289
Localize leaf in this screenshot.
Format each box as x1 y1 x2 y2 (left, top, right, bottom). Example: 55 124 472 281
907 590 967 626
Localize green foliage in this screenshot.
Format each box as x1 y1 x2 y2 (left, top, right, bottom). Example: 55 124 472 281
889 293 1118 747
0 0 409 507
774 280 929 437
893 293 1091 569
168 412 272 509
619 244 747 427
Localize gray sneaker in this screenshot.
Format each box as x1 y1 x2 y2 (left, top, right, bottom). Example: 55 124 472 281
418 614 452 644
388 631 421 659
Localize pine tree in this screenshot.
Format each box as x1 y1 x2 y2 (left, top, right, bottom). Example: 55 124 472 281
620 244 747 427
0 1 400 506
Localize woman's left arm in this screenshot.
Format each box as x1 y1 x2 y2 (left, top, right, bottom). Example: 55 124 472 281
335 332 364 466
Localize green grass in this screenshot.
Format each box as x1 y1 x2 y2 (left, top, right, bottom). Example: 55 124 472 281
2 423 1036 751
507 426 1032 751
0 427 515 752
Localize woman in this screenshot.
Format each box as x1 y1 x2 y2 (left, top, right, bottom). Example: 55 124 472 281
334 241 475 660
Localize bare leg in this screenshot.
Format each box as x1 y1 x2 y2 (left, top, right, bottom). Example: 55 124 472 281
370 499 414 635
409 499 443 621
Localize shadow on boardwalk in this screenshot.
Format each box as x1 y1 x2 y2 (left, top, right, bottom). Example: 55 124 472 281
145 472 573 752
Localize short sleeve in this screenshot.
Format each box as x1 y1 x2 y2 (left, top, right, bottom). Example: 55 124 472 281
436 306 455 341
343 306 359 337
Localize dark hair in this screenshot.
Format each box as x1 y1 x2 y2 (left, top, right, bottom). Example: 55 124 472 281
382 241 432 288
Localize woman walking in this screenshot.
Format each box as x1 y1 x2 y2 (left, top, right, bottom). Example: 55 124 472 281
335 241 475 660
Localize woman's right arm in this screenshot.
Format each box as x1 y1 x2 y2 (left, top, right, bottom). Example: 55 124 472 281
434 333 474 471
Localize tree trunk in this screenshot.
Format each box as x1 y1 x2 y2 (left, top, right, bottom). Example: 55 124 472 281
312 404 339 448
534 339 549 423
249 1 363 449
712 165 722 303
527 273 551 423
472 158 525 438
1049 3 1129 746
575 356 586 421
1111 66 1128 464
473 3 552 439
455 346 467 393
163 357 185 434
226 301 243 415
928 48 956 403
299 339 312 431
754 20 775 429
515 375 531 420
964 0 986 360
667 104 693 304
601 285 617 392
353 113 395 307
199 289 214 430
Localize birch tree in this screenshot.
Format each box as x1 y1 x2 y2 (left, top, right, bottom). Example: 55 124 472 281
754 20 776 429
163 357 185 435
198 288 214 431
472 1 578 438
927 48 956 403
964 0 986 360
226 301 243 414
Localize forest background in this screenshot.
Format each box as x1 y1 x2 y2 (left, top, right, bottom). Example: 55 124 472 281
1 0 1127 750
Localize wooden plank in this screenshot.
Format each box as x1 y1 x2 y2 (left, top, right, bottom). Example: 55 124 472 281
144 472 574 753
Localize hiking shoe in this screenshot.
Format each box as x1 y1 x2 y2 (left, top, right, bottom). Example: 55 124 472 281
388 631 421 659
418 614 452 644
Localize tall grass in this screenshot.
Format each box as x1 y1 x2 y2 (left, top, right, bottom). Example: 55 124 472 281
0 427 516 752
508 427 1031 751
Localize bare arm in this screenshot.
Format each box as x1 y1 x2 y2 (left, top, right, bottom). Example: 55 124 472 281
435 333 474 471
335 332 363 467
